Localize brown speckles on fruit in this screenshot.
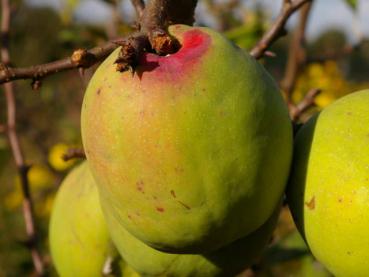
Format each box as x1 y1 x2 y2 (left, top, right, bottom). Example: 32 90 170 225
305 196 315 210
170 190 176 198
156 207 165 213
174 167 184 174
136 180 145 193
177 201 191 210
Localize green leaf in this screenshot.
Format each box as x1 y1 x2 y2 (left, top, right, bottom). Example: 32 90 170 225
344 0 358 11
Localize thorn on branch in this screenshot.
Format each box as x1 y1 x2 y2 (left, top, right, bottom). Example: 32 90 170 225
62 148 86 161
31 79 42 91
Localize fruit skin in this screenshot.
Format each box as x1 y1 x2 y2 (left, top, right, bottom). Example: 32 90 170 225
101 196 281 277
52 162 280 276
287 90 369 276
49 162 137 277
82 24 292 253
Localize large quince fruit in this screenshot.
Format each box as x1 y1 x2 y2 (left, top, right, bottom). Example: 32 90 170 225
49 162 138 277
102 198 281 277
81 24 292 253
287 90 369 276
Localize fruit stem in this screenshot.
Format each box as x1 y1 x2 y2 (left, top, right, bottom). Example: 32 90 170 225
115 0 198 71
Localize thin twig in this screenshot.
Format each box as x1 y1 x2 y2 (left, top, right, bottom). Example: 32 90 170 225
250 0 312 59
1 0 45 275
106 0 121 39
139 0 198 54
62 148 86 161
0 0 199 83
131 0 145 19
280 1 313 101
275 1 319 122
290 88 321 121
100 0 198 71
0 42 118 84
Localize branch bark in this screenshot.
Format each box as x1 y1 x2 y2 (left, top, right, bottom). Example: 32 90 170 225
131 0 145 19
0 0 199 83
0 42 118 84
250 0 312 59
62 148 86 161
1 0 45 275
141 0 197 32
280 1 312 101
275 1 319 122
116 0 198 70
290 88 321 121
106 0 121 39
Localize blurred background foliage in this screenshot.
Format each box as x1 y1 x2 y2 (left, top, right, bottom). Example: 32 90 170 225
0 0 368 276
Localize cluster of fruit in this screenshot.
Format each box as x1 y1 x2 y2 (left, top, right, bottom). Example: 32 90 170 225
49 25 369 276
